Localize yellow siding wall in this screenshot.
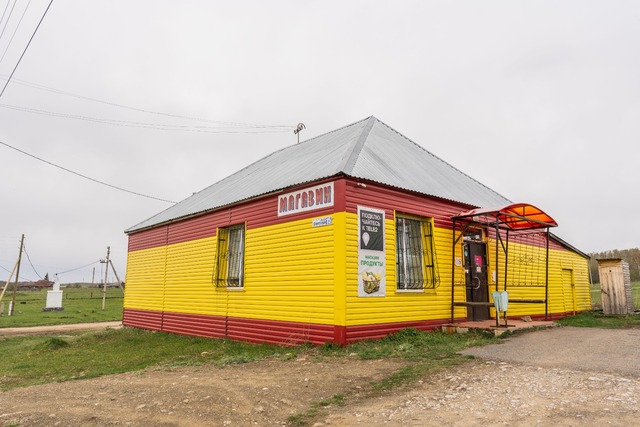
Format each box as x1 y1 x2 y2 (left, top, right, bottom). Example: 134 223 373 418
484 238 591 316
124 245 167 311
164 237 219 315
344 212 461 326
125 210 591 328
125 215 338 325
233 214 337 324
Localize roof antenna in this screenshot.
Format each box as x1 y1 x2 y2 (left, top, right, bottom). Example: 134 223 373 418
294 123 306 143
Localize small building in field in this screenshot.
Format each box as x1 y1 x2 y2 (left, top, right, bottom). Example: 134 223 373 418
123 116 591 345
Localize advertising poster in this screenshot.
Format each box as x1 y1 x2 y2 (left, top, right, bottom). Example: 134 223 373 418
357 206 386 297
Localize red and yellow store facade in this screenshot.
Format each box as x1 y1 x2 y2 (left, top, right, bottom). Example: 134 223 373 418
124 177 591 345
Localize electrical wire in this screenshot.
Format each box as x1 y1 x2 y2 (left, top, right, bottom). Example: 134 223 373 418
0 139 177 203
0 1 12 40
56 259 100 276
0 0 53 99
22 243 43 280
0 76 295 130
0 0 18 44
0 262 34 282
0 102 292 133
0 0 33 66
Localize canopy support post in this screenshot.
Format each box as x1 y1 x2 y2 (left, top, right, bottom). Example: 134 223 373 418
450 219 456 324
545 227 550 321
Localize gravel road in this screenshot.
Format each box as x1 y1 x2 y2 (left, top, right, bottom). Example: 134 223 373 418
322 326 640 426
460 326 640 377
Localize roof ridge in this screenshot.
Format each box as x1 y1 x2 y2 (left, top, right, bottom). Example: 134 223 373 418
153 116 376 207
340 116 376 174
296 115 373 145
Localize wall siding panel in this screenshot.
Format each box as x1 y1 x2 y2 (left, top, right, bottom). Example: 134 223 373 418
124 175 590 344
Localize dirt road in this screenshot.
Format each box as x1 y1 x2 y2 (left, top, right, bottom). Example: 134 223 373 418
0 321 121 337
1 326 639 426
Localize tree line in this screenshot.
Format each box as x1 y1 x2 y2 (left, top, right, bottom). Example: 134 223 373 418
589 248 640 283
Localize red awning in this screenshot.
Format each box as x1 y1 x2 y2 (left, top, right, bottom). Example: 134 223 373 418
453 203 557 230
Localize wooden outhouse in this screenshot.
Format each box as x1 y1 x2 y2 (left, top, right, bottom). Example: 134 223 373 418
123 117 591 345
597 259 634 314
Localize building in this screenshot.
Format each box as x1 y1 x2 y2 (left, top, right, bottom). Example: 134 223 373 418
123 116 591 345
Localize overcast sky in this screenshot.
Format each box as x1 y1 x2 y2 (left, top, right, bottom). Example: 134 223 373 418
1 1 638 284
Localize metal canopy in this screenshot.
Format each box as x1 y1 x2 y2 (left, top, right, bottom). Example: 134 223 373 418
452 203 557 230
450 203 557 327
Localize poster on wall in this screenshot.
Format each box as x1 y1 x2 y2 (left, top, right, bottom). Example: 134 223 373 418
358 206 386 297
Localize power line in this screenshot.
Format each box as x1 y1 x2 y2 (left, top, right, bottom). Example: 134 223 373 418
0 0 53 99
0 261 34 282
0 1 12 41
56 259 100 276
0 76 296 130
0 0 19 45
0 102 292 133
0 139 177 203
22 243 42 280
0 0 33 66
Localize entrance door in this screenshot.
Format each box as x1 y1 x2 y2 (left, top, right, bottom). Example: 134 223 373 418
464 241 490 321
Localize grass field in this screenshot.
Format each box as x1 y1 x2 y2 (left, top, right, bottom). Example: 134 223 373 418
590 281 640 310
0 327 497 392
0 286 123 327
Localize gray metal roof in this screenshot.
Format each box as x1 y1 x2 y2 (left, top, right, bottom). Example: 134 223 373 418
126 116 510 233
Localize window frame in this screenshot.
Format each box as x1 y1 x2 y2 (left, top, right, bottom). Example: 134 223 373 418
214 223 246 289
395 214 439 292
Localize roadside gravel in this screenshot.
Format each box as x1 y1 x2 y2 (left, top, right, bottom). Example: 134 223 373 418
321 327 640 426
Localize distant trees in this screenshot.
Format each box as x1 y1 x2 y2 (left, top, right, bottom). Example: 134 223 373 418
589 248 640 283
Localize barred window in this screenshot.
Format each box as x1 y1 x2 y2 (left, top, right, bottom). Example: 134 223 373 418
215 224 245 288
396 216 439 290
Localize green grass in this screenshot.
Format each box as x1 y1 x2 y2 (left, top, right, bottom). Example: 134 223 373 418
0 327 295 391
557 311 640 328
0 287 123 327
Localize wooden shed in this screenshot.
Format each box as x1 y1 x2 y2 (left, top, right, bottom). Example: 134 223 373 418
123 117 591 345
597 259 634 315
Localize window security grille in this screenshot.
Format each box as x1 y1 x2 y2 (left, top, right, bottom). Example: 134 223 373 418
396 217 439 290
215 224 245 288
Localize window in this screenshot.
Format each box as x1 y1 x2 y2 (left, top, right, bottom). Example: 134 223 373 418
396 216 439 290
215 224 245 288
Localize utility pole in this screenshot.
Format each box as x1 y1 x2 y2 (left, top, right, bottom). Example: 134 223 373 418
91 267 95 285
10 234 25 316
101 246 110 310
108 259 123 290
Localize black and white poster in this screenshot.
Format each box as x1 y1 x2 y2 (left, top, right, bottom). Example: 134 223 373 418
357 206 386 297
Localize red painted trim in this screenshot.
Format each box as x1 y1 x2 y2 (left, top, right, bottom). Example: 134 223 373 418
122 308 163 331
122 308 465 345
162 311 226 339
226 317 335 346
128 226 168 252
127 177 346 252
345 318 455 344
344 178 472 230
333 325 347 346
